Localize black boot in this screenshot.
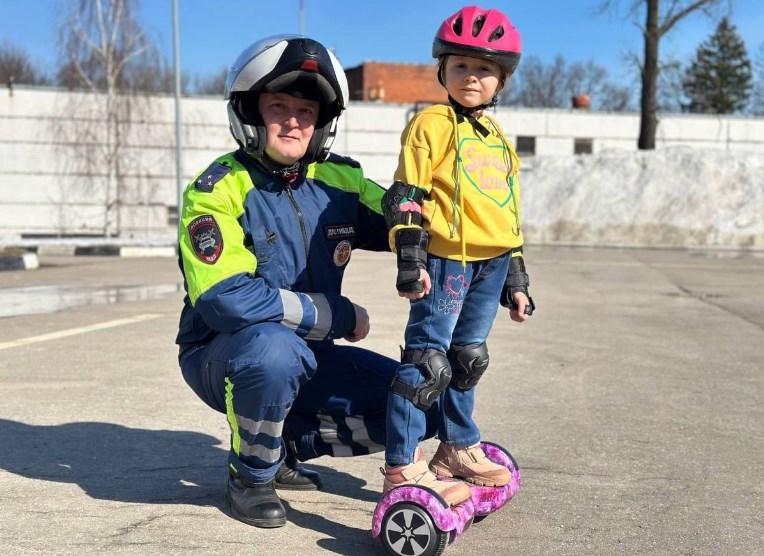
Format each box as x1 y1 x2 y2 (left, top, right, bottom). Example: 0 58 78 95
226 473 286 528
274 440 322 491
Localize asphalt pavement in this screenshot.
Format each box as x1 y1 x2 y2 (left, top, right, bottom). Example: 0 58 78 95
0 246 762 555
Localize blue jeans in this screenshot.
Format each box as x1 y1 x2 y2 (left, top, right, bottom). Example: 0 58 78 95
385 252 510 466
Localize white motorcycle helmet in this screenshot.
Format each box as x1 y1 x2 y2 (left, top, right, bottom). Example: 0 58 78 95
225 35 349 165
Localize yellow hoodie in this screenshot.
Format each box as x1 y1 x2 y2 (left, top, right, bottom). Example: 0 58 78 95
392 104 523 263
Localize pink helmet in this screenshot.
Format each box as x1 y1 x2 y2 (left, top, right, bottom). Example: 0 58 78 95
432 6 522 76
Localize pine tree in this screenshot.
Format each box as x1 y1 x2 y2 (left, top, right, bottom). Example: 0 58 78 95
752 43 764 115
683 17 752 114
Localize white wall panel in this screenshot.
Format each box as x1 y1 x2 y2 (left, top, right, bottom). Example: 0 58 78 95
1 87 763 240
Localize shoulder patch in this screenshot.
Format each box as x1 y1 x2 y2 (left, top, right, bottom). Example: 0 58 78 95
188 215 224 264
324 153 361 169
195 161 231 192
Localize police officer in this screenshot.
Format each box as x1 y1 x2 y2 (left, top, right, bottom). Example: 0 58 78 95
176 35 403 528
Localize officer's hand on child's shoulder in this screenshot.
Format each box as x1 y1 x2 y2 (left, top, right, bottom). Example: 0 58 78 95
344 303 370 342
398 270 431 300
510 292 530 323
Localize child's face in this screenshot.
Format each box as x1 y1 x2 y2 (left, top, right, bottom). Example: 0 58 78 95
443 55 503 108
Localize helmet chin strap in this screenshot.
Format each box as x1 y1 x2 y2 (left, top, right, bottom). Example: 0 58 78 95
249 149 305 184
447 95 492 137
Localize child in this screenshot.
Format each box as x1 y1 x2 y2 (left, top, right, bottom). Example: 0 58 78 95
381 5 534 506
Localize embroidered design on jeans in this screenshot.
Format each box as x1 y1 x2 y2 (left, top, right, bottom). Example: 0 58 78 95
438 274 468 315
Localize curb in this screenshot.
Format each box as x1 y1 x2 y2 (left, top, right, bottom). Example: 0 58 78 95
36 245 77 257
0 252 39 271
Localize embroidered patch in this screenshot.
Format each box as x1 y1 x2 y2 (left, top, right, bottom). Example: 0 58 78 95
438 274 468 315
333 240 352 267
188 215 223 264
325 224 356 241
195 161 231 193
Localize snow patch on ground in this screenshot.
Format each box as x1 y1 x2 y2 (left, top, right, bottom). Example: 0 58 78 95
523 147 764 249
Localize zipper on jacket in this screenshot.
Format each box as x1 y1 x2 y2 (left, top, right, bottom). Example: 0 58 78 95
283 184 313 287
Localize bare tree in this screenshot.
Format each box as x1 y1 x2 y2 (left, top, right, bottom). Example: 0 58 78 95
194 67 228 96
599 0 728 149
126 48 190 94
600 82 634 111
505 56 572 108
55 0 153 237
0 42 49 87
502 54 632 111
652 57 686 111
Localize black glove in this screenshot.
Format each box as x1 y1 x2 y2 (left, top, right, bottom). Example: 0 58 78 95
500 255 535 315
395 228 429 294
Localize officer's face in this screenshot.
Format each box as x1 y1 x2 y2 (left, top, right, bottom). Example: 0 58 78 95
258 92 320 165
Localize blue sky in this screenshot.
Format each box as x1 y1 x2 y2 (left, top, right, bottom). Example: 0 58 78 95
1 0 762 86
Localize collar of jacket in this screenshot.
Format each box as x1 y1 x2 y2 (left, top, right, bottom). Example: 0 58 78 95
234 149 308 191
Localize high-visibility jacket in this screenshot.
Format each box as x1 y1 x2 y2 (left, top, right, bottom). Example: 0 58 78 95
176 150 389 348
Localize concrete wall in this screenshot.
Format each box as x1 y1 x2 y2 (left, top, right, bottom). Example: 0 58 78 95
2 86 763 241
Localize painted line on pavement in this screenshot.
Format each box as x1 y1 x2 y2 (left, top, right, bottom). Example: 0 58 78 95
0 313 162 351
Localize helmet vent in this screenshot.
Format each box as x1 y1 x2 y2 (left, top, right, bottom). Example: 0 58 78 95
472 15 485 37
488 26 505 42
452 16 463 36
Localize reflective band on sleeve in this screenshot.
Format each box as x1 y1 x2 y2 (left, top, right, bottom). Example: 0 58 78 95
304 293 333 340
278 289 305 330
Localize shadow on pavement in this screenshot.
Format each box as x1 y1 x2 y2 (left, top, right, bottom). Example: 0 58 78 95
306 462 380 503
0 418 390 554
0 418 227 508
283 501 385 556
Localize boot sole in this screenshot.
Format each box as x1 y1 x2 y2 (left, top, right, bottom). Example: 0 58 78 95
429 463 508 488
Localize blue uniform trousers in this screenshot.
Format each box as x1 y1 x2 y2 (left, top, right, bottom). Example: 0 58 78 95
180 322 438 483
385 252 510 466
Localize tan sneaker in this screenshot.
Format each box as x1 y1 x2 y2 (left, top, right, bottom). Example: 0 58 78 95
382 447 472 507
429 442 510 487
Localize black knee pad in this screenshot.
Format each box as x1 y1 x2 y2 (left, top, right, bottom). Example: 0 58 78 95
448 342 489 390
391 348 451 411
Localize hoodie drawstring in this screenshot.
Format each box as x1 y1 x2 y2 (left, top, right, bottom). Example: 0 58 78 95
448 107 468 268
449 109 516 269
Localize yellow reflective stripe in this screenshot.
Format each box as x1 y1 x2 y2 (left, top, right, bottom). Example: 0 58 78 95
308 161 384 215
225 377 241 456
358 176 385 215
179 155 257 303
